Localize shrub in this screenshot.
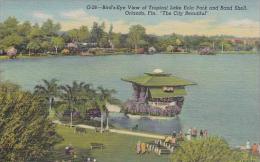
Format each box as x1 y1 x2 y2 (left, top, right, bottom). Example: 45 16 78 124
171 136 251 162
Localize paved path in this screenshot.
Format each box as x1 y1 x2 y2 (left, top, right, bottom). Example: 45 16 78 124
53 120 165 139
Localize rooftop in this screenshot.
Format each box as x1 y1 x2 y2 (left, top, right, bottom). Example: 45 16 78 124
122 69 196 87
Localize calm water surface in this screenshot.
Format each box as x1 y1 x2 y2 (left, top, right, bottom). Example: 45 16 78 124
0 54 259 146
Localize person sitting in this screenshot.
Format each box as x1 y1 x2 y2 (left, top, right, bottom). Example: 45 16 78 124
177 131 184 141
65 145 73 155
171 137 176 145
141 142 146 154
165 136 172 143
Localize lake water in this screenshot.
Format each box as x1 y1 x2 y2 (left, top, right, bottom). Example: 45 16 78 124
0 54 259 146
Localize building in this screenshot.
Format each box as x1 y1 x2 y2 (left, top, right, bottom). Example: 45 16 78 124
148 46 156 54
121 69 196 117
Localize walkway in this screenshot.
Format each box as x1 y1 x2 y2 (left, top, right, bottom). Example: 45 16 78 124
53 120 165 139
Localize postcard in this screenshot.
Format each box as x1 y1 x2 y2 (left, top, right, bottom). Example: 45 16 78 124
0 0 259 161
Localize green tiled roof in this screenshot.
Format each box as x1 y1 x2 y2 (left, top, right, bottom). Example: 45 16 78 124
149 88 187 98
122 74 195 87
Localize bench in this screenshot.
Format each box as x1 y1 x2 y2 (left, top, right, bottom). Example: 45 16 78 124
159 148 171 155
90 143 104 150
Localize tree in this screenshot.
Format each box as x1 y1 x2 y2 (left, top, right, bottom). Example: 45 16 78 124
90 22 106 47
51 37 64 54
100 32 109 48
108 24 113 41
41 19 60 37
27 41 40 55
128 25 146 53
34 79 60 112
27 25 44 55
78 26 90 42
28 24 43 40
97 86 116 131
171 136 250 162
59 81 94 126
1 17 19 37
0 33 23 51
41 41 51 54
175 38 183 46
111 33 121 48
67 29 79 42
0 82 62 161
17 21 32 37
255 41 260 51
67 26 89 43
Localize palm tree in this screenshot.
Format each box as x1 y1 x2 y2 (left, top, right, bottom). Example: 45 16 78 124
97 86 116 131
59 84 74 126
59 81 93 126
34 79 59 112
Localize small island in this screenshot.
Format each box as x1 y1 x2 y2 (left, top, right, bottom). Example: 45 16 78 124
122 69 196 117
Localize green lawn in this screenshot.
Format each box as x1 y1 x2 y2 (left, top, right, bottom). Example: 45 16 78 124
0 54 52 60
54 125 170 162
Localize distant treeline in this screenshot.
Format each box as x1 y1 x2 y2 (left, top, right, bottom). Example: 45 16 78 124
0 16 259 55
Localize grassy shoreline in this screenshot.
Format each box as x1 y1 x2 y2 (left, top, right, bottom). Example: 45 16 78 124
0 51 258 60
54 125 259 162
54 125 169 162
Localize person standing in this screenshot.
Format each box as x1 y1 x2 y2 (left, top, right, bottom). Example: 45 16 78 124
136 141 141 154
194 128 198 138
187 128 192 141
172 130 177 138
200 129 203 138
252 143 257 155
257 143 260 155
203 129 208 137
246 140 251 150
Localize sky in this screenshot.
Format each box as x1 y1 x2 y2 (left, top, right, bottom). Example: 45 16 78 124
0 0 260 37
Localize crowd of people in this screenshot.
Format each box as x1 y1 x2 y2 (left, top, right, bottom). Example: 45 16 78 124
136 141 147 154
182 128 208 141
135 127 209 155
242 140 260 156
64 145 97 162
251 143 260 155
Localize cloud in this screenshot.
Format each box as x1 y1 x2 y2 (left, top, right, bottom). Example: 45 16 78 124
217 19 260 37
59 9 101 30
61 9 89 19
146 18 260 37
58 9 260 37
33 11 53 20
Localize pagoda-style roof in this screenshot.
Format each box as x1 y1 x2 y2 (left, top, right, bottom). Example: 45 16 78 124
149 88 187 98
122 69 196 87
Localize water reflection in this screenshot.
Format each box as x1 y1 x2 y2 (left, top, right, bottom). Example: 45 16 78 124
109 112 182 135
